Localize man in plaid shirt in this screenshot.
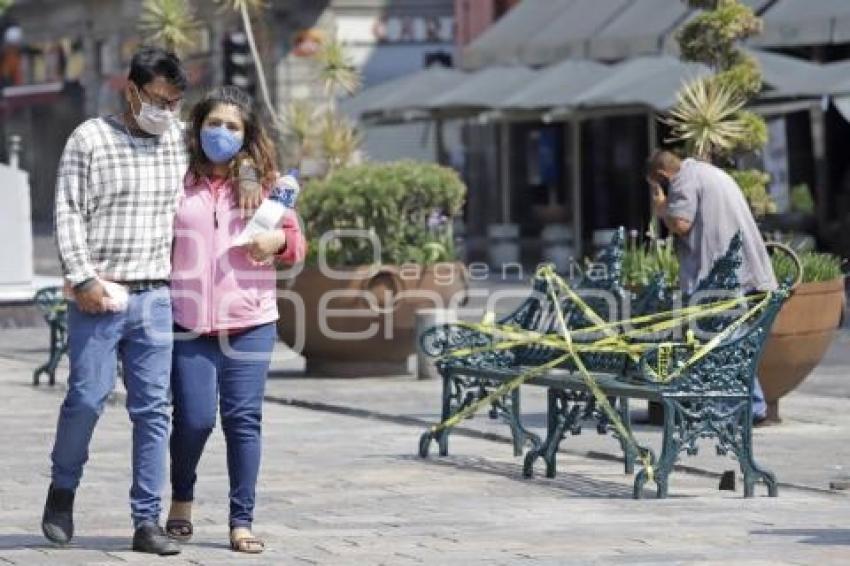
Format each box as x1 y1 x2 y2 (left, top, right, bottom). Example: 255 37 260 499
42 47 187 556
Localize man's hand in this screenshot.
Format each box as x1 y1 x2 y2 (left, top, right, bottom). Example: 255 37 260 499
73 280 107 314
648 178 667 217
246 230 285 263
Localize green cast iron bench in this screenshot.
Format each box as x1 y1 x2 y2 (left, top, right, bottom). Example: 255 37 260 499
418 233 788 498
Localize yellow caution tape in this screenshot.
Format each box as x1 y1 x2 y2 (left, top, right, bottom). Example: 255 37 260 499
425 265 775 484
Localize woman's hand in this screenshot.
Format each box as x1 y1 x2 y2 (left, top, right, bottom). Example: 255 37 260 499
238 186 263 219
246 230 286 264
237 160 264 218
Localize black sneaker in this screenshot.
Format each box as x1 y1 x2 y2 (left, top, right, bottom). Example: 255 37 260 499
132 523 181 556
41 483 75 545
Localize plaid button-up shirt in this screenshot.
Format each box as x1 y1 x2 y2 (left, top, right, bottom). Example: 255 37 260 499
54 116 188 286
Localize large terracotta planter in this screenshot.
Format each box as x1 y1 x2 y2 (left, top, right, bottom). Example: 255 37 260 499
758 278 846 421
277 262 468 376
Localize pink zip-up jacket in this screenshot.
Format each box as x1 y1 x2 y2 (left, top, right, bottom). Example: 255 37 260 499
171 173 306 334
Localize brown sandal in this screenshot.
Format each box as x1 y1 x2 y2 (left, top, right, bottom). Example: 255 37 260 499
230 530 265 554
165 518 193 542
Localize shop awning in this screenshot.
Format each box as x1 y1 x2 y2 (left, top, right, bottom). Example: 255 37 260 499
502 59 610 109
750 0 850 47
516 0 631 65
426 66 539 111
750 50 850 98
461 0 574 70
343 51 850 124
463 0 775 69
570 56 710 111
340 66 466 120
586 0 691 61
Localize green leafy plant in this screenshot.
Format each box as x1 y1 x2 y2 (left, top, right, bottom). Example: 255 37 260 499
139 0 200 54
790 184 815 215
299 161 466 266
665 78 748 160
0 0 13 15
772 251 843 284
318 111 362 173
623 231 680 289
729 169 775 216
625 240 844 288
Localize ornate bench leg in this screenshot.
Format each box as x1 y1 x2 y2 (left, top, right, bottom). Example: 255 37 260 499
634 399 677 499
33 325 65 387
524 389 583 479
618 397 635 475
419 369 455 458
736 409 779 498
504 388 540 457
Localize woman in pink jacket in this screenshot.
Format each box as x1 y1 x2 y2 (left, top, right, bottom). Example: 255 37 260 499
165 86 305 554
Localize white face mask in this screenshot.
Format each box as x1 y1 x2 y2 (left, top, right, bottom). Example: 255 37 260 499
132 86 176 136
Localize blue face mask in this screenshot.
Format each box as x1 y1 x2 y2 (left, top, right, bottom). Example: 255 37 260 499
200 126 244 164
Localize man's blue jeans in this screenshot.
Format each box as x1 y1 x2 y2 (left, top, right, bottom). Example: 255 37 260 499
753 376 767 419
170 323 275 529
50 287 173 528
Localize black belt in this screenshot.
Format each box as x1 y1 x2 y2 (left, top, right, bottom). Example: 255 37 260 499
121 280 170 294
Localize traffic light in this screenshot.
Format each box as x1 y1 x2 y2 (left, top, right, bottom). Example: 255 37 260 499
223 31 255 95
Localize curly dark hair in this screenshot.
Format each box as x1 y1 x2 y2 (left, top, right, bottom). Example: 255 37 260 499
187 86 278 193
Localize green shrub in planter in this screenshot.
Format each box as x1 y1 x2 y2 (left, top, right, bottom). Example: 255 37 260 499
624 234 843 288
772 251 844 284
299 161 467 266
623 233 680 289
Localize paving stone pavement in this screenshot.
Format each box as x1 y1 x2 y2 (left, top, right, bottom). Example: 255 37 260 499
2 336 850 564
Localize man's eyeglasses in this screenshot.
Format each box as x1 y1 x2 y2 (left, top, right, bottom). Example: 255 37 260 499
139 86 183 112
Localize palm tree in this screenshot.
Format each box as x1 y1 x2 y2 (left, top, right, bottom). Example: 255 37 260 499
318 110 362 172
139 0 200 54
281 99 319 165
315 40 362 100
664 77 748 161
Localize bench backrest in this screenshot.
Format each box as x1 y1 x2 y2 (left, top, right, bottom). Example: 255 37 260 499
508 228 628 366
641 284 789 396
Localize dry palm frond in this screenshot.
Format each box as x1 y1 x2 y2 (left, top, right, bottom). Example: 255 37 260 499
282 100 319 153
316 40 362 97
319 111 362 171
664 77 748 160
139 0 200 53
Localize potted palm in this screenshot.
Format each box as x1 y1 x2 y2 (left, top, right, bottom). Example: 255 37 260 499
277 161 468 376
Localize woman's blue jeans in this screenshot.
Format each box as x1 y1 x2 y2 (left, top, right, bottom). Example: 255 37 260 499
169 323 275 528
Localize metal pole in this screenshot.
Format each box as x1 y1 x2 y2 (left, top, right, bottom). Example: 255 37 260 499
809 102 830 228
435 117 447 166
647 111 660 239
571 114 582 260
500 121 511 223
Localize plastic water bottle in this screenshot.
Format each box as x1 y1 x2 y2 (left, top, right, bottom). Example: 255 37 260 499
233 169 300 246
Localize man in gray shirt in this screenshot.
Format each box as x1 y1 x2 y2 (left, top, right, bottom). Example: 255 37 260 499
646 150 775 421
